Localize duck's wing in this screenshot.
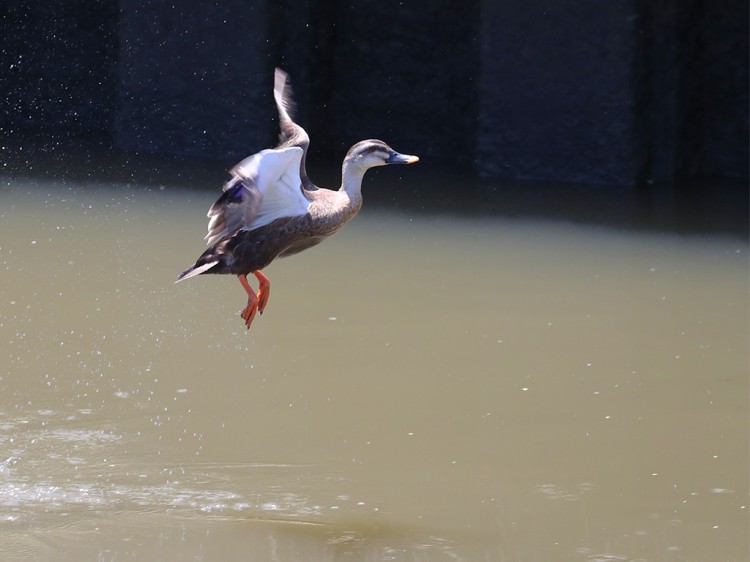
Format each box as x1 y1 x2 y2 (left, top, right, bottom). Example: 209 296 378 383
274 68 316 191
204 146 309 246
205 172 265 247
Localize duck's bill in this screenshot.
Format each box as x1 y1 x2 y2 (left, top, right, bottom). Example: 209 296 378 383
386 152 420 165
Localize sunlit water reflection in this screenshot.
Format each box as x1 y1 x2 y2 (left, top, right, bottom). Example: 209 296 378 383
0 177 747 561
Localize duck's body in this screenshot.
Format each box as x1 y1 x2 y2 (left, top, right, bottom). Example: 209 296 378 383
185 189 361 276
177 68 418 329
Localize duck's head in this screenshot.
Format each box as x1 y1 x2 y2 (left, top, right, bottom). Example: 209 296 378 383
345 139 419 171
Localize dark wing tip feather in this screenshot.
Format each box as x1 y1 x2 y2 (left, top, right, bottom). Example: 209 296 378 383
274 68 296 123
272 68 313 189
204 180 262 246
273 68 308 147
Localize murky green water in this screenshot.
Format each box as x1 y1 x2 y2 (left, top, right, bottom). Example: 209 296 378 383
0 177 747 561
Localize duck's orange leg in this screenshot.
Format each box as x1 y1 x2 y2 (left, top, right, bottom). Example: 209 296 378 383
254 270 270 315
238 274 260 329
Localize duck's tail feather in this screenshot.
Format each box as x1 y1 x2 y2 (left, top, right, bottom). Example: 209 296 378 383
175 260 219 283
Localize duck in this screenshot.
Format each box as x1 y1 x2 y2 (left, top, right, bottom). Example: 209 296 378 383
176 68 419 329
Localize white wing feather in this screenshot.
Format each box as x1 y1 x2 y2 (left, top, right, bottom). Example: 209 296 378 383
229 146 310 231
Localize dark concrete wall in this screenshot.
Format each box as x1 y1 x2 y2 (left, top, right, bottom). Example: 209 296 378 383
1 0 746 186
635 0 749 183
477 0 640 184
0 2 118 139
329 0 479 167
116 0 269 160
699 1 749 179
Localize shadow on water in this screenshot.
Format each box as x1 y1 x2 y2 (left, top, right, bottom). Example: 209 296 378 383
2 134 748 236
0 140 748 560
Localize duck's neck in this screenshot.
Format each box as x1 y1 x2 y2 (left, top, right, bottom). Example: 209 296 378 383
339 161 366 206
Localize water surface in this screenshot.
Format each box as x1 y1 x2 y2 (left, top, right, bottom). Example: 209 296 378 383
0 177 747 561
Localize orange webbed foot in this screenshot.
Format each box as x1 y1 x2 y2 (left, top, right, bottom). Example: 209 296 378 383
254 270 271 315
238 273 261 329
238 272 271 329
240 299 259 329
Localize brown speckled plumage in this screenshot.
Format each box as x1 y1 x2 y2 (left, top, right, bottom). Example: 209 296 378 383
176 68 418 329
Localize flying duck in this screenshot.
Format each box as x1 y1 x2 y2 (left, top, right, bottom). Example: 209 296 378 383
176 68 419 329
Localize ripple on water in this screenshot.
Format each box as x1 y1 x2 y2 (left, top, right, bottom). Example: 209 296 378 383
0 430 336 525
